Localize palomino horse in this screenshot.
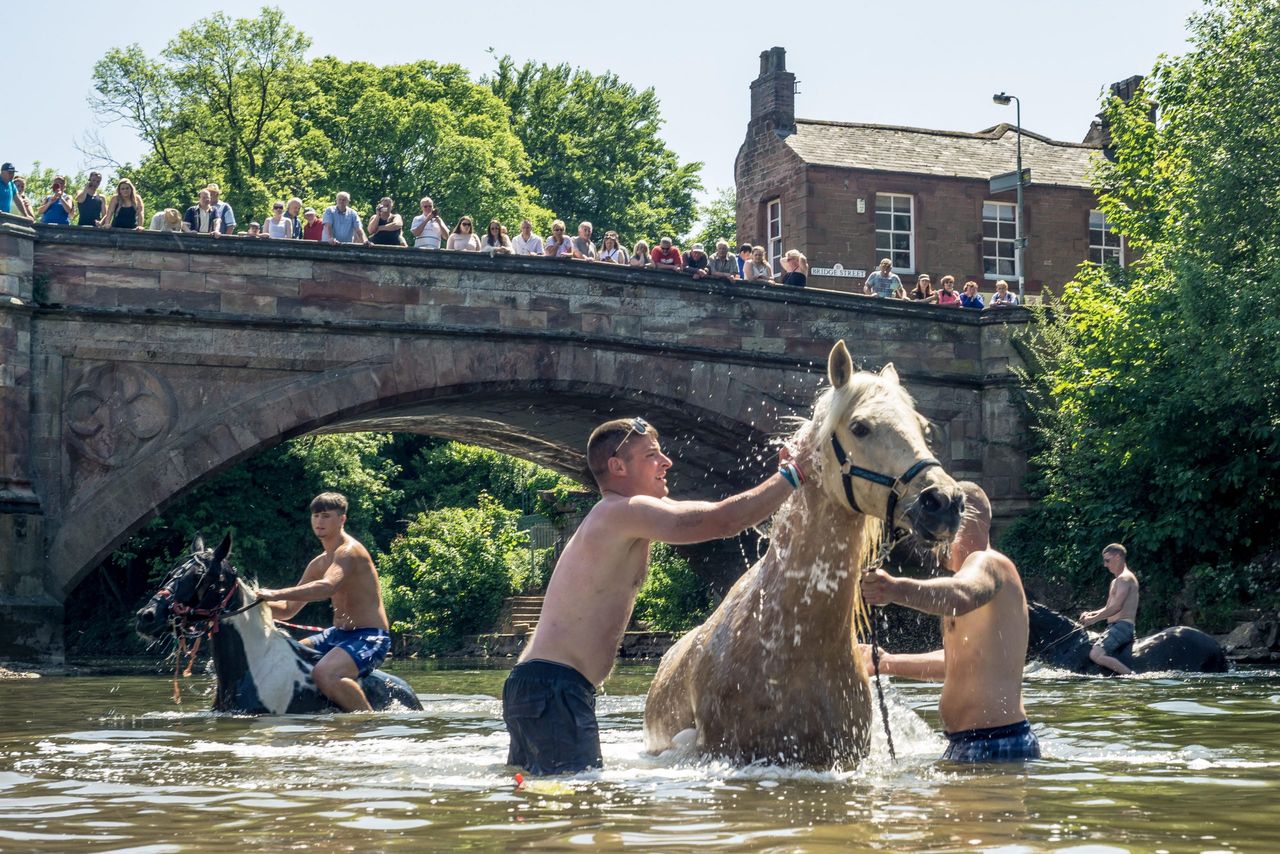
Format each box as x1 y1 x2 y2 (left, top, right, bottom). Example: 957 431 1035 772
644 341 964 766
136 534 422 713
1027 603 1228 674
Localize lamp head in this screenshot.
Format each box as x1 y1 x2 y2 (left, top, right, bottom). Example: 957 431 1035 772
992 92 1012 106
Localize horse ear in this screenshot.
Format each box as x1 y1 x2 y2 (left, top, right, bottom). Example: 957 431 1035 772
828 340 853 388
880 362 900 386
191 533 205 554
211 532 233 567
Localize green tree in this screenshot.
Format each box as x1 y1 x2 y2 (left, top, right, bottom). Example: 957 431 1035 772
398 439 581 516
91 6 315 217
486 55 703 243
1004 0 1280 629
689 186 737 251
381 494 532 651
633 544 712 632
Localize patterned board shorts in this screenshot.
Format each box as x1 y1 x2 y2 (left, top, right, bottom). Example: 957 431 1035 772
305 627 391 676
1098 620 1136 655
943 720 1042 763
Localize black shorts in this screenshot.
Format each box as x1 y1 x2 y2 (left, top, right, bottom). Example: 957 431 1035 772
503 659 602 776
943 720 1041 763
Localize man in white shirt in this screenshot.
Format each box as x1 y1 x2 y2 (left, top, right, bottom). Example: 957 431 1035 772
512 219 543 256
410 197 449 249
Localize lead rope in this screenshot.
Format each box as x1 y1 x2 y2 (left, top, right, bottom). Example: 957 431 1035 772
866 532 898 762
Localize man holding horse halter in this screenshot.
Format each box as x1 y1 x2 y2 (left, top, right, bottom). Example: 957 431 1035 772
504 416 811 776
860 482 1041 762
256 492 392 711
1079 543 1139 675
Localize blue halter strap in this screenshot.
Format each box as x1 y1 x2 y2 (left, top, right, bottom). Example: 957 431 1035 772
829 433 941 527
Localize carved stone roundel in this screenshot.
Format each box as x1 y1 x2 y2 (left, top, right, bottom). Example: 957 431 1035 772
66 364 177 468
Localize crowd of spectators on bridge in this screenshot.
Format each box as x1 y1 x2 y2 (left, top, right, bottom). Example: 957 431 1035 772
0 163 1021 306
863 258 1020 309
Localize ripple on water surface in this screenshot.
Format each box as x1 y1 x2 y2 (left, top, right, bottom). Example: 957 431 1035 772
0 667 1278 851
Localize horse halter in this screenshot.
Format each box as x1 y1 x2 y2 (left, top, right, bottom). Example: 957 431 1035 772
829 433 941 529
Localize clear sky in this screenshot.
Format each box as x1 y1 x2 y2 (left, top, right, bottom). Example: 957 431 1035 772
5 0 1205 201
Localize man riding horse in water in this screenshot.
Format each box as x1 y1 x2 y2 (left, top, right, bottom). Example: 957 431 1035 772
257 492 391 712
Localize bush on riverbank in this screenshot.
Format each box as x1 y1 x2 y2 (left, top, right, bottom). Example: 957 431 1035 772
1002 0 1280 632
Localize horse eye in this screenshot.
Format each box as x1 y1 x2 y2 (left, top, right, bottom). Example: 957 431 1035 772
850 421 870 438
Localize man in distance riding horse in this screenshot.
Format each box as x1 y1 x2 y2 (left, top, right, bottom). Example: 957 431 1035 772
1079 543 1140 675
504 417 813 776
860 482 1041 761
256 492 391 711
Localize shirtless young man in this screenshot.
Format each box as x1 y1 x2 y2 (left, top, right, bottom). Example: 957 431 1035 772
1080 543 1139 675
257 492 391 711
860 482 1041 762
504 417 809 775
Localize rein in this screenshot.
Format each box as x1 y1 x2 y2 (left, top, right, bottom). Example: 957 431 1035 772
864 535 898 762
166 581 260 704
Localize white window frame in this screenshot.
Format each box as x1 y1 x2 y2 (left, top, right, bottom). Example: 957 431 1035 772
982 201 1019 280
874 193 915 273
1088 209 1124 266
766 198 782 272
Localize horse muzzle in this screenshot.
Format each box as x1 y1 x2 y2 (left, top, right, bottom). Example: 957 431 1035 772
135 602 170 638
904 483 964 544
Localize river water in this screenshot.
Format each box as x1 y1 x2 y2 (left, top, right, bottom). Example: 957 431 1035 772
1 662 1277 852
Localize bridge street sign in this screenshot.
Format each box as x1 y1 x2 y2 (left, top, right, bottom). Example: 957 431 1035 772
811 263 866 279
989 168 1031 194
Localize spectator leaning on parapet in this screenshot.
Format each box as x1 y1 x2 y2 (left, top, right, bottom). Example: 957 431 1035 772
10 175 35 219
36 176 74 225
779 249 809 288
651 236 683 272
936 275 960 307
512 219 543 256
988 279 1019 308
482 219 513 255
262 201 295 239
598 231 626 264
959 280 985 309
285 198 304 239
737 242 753 278
149 208 184 233
411 198 449 250
684 243 711 279
864 258 902 298
707 240 739 282
206 184 236 235
544 220 573 257
447 215 481 251
571 221 597 260
367 197 406 247
630 240 653 268
0 163 19 215
244 222 261 237
301 207 324 241
322 192 366 244
76 172 106 227
743 245 774 284
909 273 937 303
103 179 144 230
184 189 220 236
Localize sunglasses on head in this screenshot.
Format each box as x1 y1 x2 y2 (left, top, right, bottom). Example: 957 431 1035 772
611 417 650 457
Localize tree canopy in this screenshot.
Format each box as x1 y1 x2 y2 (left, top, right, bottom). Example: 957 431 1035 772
1004 0 1280 629
88 8 700 240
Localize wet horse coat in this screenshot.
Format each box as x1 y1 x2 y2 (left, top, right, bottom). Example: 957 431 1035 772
1027 603 1228 675
643 342 964 767
137 535 421 714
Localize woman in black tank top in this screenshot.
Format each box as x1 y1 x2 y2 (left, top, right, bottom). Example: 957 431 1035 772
105 179 144 230
367 196 405 246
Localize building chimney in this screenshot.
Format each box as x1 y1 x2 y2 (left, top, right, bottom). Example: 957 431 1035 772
1089 75 1154 158
749 47 796 138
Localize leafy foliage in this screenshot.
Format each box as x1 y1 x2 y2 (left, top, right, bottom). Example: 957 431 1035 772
1002 0 1280 628
381 494 536 652
398 439 581 518
689 186 737 250
486 55 702 243
633 544 713 632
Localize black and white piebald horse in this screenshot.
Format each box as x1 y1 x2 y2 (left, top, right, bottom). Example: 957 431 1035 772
136 533 422 713
1027 602 1228 675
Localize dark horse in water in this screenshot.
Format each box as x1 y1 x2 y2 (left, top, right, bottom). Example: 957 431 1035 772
136 533 421 713
1027 602 1228 674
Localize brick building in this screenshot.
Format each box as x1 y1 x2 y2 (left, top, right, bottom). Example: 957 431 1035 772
735 47 1125 299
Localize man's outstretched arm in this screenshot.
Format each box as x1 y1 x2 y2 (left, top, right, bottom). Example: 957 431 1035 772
859 645 946 681
862 561 1000 617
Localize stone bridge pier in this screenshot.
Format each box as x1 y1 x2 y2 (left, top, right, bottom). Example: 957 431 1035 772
0 213 1033 662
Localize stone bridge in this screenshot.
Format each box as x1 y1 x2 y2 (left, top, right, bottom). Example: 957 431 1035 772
0 213 1032 661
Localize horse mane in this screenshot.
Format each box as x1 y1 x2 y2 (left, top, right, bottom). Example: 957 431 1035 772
775 370 900 641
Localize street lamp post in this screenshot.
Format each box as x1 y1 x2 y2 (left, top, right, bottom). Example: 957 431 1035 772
992 92 1024 304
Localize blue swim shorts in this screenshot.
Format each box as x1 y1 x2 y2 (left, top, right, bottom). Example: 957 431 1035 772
943 719 1041 763
305 626 391 676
